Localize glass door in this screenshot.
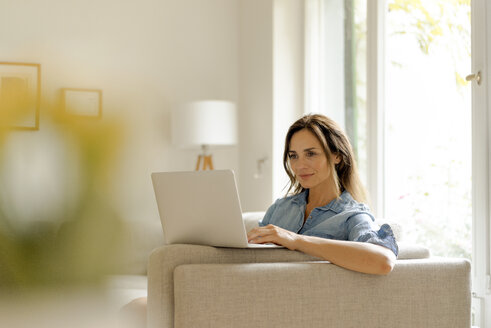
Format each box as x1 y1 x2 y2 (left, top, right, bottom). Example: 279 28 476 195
382 1 489 326
384 0 472 259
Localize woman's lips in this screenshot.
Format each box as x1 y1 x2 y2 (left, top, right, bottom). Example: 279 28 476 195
299 173 314 180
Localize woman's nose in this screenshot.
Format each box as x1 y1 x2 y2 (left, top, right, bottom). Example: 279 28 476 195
294 156 308 169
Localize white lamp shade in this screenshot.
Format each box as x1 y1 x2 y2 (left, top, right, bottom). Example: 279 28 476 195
172 100 237 149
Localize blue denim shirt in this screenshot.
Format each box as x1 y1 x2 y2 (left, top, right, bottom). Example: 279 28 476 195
260 190 398 256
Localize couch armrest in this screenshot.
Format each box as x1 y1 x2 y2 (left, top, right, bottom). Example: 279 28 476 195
147 244 320 328
173 259 470 328
397 242 430 259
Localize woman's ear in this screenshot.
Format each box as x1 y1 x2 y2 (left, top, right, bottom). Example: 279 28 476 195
333 153 341 165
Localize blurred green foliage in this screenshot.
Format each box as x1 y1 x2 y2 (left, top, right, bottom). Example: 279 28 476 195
389 0 471 87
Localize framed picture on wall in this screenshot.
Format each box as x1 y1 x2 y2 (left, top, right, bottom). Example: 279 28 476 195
62 88 102 119
0 62 41 130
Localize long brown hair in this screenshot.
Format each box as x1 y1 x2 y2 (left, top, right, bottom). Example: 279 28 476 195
283 114 367 203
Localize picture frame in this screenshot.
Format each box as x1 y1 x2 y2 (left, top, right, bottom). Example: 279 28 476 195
62 88 102 119
0 62 41 130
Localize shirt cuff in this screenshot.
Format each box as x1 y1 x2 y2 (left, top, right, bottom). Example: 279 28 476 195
355 223 399 257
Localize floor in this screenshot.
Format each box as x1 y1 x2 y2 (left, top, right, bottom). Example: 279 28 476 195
0 277 148 328
105 275 148 309
105 275 148 328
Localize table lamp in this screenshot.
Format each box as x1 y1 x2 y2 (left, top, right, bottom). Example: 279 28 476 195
172 100 237 170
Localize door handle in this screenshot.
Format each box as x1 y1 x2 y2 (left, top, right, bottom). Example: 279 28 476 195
466 71 482 85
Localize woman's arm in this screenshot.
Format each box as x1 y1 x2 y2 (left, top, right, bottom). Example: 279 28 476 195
247 224 396 275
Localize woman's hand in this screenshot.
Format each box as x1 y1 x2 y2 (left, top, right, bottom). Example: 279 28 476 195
247 224 301 250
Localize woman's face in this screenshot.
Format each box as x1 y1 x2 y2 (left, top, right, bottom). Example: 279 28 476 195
288 129 339 190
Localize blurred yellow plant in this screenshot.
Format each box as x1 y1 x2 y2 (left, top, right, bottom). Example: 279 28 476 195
0 97 129 291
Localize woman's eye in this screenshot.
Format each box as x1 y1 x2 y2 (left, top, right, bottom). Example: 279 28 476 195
307 151 316 157
288 153 298 159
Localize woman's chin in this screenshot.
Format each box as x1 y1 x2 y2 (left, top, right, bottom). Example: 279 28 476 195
298 182 311 189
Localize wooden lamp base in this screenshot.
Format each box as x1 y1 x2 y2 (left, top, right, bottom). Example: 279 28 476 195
195 154 214 170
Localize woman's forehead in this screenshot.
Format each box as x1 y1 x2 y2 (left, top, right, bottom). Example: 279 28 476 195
289 129 323 150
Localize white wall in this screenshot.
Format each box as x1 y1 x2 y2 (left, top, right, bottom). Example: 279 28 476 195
0 0 240 224
237 0 305 211
0 0 306 223
273 0 305 200
238 0 274 211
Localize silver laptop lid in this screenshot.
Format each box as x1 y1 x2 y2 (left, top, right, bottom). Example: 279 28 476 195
151 170 250 248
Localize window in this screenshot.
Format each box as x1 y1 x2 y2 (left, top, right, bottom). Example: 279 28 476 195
304 0 369 183
384 1 472 259
307 0 471 257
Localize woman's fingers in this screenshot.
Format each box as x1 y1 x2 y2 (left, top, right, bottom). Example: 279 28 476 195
247 225 298 250
248 225 285 245
248 226 273 243
248 225 275 237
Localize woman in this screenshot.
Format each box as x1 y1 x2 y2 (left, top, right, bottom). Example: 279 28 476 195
247 114 398 275
122 114 397 328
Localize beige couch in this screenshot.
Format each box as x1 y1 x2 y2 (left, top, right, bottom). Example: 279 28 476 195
147 217 471 328
147 245 471 328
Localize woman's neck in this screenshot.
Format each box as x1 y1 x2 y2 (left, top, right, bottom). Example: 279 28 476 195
307 184 339 207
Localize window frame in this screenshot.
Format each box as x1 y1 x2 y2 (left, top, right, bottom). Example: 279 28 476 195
366 0 386 218
470 0 491 326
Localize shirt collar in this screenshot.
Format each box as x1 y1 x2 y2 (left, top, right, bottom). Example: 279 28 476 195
291 189 357 213
291 190 308 206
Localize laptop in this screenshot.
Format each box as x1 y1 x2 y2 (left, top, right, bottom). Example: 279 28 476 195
151 169 282 248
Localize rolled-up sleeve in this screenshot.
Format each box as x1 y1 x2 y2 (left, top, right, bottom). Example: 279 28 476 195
346 214 399 257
